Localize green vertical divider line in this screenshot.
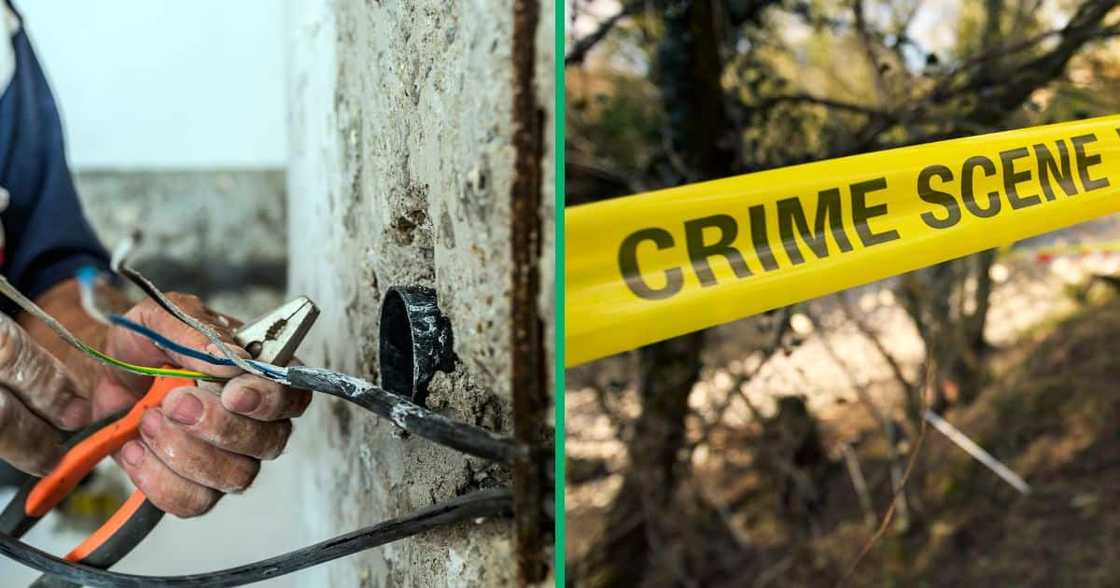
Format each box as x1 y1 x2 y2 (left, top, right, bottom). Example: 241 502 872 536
554 0 566 584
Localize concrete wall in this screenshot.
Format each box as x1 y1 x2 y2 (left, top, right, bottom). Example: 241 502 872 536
286 0 552 586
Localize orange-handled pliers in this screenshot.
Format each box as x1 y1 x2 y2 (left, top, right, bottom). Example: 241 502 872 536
0 296 318 584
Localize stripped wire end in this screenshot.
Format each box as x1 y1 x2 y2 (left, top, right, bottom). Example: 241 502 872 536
75 265 111 326
109 230 142 274
110 235 279 380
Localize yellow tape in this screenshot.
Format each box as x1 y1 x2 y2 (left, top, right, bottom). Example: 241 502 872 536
566 115 1120 366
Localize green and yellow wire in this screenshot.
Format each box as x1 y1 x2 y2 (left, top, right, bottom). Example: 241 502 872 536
73 334 222 381
0 275 220 382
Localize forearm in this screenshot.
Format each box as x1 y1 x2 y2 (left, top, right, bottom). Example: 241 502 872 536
17 278 130 394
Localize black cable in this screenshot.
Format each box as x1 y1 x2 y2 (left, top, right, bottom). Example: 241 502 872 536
288 367 524 464
107 260 521 464
3 489 512 588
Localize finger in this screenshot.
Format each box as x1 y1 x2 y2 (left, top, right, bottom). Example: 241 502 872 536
0 387 66 476
221 374 312 421
105 295 247 393
138 409 259 493
161 387 292 460
116 439 220 518
0 317 90 430
90 375 142 420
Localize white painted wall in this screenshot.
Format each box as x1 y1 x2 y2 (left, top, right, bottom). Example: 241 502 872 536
14 1 286 170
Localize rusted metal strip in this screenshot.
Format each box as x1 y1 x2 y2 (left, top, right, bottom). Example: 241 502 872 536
511 0 550 583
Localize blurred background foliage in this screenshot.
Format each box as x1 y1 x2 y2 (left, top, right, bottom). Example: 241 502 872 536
566 1 1120 586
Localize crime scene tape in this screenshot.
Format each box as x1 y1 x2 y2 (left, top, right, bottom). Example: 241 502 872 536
566 114 1120 366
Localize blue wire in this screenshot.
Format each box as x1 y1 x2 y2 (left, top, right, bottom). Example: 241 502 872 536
75 265 100 286
78 265 285 379
109 314 237 367
109 314 286 379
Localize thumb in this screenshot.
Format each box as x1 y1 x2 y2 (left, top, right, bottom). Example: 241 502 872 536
0 315 91 431
0 387 66 476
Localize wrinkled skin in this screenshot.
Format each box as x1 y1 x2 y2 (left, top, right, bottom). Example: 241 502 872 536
1 279 311 517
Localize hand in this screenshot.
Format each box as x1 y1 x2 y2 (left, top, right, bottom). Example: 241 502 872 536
96 294 311 518
0 313 90 476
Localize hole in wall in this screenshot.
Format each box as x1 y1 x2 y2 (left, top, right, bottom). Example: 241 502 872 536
379 288 415 400
379 286 454 407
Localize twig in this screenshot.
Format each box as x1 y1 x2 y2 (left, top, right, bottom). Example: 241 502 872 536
807 308 913 532
853 0 889 104
837 418 928 586
922 410 1031 495
688 307 790 453
805 309 890 429
755 93 889 117
840 444 876 528
565 0 646 66
838 362 933 585
838 294 921 423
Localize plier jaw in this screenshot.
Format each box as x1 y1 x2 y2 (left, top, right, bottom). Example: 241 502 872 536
235 296 319 365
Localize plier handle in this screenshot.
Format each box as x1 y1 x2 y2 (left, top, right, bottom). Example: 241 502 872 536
0 297 318 587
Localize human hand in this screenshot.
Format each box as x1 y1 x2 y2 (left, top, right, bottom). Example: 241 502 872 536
95 294 311 517
0 313 90 476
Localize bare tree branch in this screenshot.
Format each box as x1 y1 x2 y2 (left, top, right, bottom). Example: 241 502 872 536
755 93 891 117
853 0 890 104
565 0 647 66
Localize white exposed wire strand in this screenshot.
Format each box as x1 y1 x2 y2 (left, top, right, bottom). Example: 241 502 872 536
75 267 111 326
110 235 273 379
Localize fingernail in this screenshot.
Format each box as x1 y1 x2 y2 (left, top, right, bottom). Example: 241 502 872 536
60 398 90 429
121 440 145 466
169 392 204 425
226 386 261 414
140 409 162 437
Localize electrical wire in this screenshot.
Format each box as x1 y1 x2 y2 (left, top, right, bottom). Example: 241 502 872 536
3 488 512 588
75 266 288 380
0 244 528 585
110 238 273 380
74 266 110 326
103 307 522 461
106 314 288 380
0 275 220 382
287 367 523 464
69 260 520 461
109 230 142 276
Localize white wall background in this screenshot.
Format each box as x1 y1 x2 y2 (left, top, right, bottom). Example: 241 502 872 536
14 0 287 170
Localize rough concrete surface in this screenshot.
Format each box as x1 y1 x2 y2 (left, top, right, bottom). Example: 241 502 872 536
286 0 552 585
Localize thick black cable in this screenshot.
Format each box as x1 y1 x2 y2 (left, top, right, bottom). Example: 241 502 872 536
288 367 524 464
3 488 511 588
104 257 520 463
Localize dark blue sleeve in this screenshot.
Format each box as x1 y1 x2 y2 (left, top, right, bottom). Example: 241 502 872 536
0 11 109 316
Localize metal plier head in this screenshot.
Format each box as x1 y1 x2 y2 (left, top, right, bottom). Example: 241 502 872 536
235 296 320 364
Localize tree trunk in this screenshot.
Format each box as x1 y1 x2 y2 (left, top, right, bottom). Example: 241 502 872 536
575 332 703 587
575 2 744 585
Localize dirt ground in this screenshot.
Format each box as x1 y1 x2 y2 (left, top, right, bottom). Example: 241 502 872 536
566 214 1120 586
